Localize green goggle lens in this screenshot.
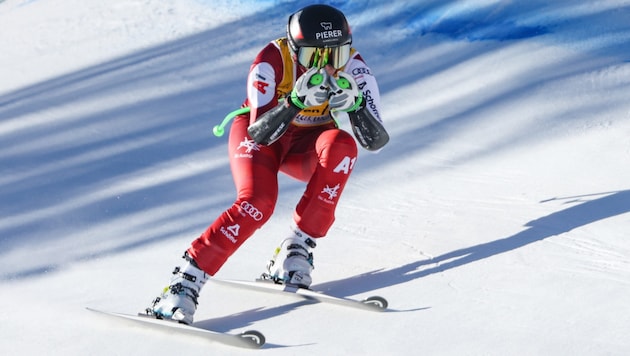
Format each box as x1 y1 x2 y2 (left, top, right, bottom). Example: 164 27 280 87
297 44 351 69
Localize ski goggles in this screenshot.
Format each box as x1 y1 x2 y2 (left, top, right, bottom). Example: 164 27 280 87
297 44 351 69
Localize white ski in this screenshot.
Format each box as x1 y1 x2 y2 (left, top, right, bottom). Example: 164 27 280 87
86 307 265 349
210 278 388 312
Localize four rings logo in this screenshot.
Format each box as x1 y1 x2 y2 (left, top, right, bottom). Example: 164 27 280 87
240 201 263 221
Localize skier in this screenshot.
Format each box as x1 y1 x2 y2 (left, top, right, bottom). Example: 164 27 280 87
148 4 389 324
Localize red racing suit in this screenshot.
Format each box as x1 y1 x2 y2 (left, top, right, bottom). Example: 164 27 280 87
188 38 384 275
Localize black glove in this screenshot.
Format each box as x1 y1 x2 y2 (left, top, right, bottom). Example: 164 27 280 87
348 102 389 151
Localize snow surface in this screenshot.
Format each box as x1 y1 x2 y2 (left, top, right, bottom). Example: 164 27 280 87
2 0 630 354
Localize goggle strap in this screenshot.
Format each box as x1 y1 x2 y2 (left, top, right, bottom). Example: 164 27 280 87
313 50 320 68
321 49 329 67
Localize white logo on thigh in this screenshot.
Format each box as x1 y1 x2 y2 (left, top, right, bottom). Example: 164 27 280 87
235 137 261 158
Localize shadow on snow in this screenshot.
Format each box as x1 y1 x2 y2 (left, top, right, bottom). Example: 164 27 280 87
1 1 629 280
314 190 630 300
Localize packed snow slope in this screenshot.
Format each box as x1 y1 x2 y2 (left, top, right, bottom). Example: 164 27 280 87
1 0 630 355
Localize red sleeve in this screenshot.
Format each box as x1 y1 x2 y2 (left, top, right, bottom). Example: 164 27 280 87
245 42 285 124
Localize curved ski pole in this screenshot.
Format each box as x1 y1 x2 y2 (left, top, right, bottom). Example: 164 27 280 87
213 107 251 137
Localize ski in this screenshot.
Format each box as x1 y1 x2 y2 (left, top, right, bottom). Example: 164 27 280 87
210 278 388 312
86 307 265 349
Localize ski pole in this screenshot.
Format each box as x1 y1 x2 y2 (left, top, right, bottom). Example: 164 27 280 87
213 107 251 137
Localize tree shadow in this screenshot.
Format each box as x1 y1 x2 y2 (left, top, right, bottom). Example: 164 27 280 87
313 190 630 298
1 1 628 281
0 6 292 280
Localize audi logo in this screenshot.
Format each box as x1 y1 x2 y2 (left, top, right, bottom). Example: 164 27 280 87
240 201 264 221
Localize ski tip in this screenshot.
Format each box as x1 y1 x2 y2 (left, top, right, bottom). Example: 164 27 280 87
362 296 388 310
240 329 266 348
85 306 108 315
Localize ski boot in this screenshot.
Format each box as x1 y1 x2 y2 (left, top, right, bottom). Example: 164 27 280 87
264 227 317 289
147 252 208 324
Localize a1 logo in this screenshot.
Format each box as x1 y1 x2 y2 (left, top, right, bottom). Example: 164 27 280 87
333 156 356 174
